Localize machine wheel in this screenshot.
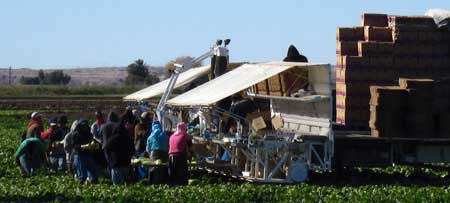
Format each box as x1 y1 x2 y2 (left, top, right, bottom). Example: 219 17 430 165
288 155 308 183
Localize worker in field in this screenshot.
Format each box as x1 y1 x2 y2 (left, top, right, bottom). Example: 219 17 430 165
25 112 44 139
134 112 152 154
146 120 169 184
91 111 105 142
70 119 99 184
63 120 79 175
40 117 60 140
41 117 66 173
99 112 120 178
57 115 70 136
100 112 120 146
121 108 137 142
283 45 308 63
168 122 192 186
103 119 135 184
223 94 256 134
15 137 45 176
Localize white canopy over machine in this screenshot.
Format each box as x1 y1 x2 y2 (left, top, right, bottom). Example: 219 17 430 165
123 64 211 101
167 61 329 106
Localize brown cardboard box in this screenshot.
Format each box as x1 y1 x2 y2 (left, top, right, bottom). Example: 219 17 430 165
377 42 395 54
336 106 361 125
394 56 417 69
336 95 360 109
372 55 394 67
336 82 371 97
364 26 393 42
271 115 284 130
388 15 436 28
337 41 358 55
337 27 365 41
432 44 449 57
369 86 409 137
417 56 433 69
358 41 378 56
336 68 362 83
361 13 388 27
336 55 343 69
418 31 434 42
393 30 419 42
436 113 450 138
399 78 434 90
394 43 419 56
359 108 370 122
251 116 266 131
369 86 408 106
342 55 369 69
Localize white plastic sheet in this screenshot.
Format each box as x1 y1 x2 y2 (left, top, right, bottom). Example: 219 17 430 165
123 65 210 101
167 62 328 106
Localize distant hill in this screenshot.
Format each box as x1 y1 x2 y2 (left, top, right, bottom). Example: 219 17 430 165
0 66 166 85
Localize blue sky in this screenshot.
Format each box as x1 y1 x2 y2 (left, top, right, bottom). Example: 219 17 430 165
0 0 449 68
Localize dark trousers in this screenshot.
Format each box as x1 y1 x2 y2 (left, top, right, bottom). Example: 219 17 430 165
168 152 189 185
149 150 168 184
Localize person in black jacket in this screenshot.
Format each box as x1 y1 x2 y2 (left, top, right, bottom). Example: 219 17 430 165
71 119 99 184
100 112 120 148
283 45 308 63
103 120 135 184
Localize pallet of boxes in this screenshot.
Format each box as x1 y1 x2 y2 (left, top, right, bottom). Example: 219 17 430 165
336 13 450 138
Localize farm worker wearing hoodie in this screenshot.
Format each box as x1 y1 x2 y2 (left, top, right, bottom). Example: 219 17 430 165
63 120 79 174
168 122 192 185
26 112 44 139
100 112 120 147
70 119 99 184
146 121 169 184
15 137 45 176
103 120 135 185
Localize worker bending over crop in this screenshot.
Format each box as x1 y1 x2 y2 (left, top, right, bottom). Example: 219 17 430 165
168 122 192 185
41 117 66 173
146 120 169 184
15 137 46 176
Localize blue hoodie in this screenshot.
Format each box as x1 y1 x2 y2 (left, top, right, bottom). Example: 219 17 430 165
146 121 169 152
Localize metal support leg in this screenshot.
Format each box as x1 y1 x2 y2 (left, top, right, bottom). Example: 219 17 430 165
264 149 269 179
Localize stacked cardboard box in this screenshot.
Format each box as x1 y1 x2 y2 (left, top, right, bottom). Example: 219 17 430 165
400 78 434 138
369 78 450 138
432 78 450 138
369 86 408 137
336 13 450 130
370 78 450 138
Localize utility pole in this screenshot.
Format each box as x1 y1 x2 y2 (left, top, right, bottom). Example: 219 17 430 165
8 66 11 85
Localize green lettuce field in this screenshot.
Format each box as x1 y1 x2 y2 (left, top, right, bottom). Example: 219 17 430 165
1 111 450 202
